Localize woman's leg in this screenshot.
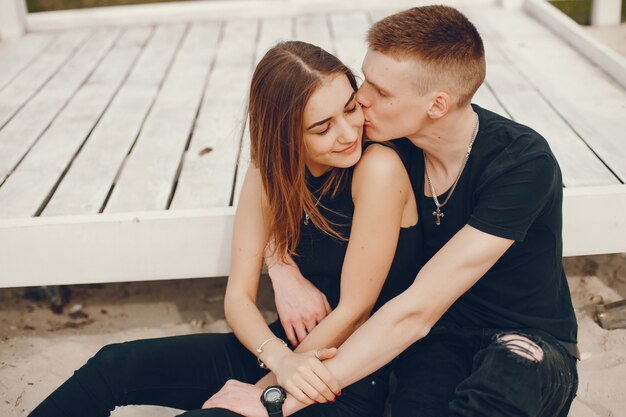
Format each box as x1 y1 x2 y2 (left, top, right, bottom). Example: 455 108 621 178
29 332 265 417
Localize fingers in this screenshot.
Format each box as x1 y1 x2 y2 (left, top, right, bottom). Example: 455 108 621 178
323 295 332 316
310 358 341 396
294 322 308 344
301 363 336 402
316 347 337 361
283 380 315 405
281 319 298 347
304 318 317 334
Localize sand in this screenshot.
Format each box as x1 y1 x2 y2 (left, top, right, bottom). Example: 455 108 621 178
1 254 625 417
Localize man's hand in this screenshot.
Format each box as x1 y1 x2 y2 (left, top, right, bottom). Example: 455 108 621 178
272 348 340 404
268 259 332 347
202 380 267 417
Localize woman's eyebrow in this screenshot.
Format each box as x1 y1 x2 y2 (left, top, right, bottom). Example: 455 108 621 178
306 92 356 130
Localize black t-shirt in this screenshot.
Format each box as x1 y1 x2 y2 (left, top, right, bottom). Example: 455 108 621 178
396 104 577 348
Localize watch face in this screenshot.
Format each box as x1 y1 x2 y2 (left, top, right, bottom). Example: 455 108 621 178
265 388 282 403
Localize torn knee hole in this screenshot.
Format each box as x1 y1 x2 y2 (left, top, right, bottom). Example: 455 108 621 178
497 334 544 363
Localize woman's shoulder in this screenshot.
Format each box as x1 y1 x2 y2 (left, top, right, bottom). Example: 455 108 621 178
352 142 411 197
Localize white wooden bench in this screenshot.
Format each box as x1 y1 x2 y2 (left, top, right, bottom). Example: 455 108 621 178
0 0 625 288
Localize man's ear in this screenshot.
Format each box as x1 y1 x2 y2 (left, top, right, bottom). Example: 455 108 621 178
427 92 451 119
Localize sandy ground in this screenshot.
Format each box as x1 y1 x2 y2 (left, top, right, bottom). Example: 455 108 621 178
1 254 626 417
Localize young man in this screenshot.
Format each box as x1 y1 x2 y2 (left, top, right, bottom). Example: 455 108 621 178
205 6 578 417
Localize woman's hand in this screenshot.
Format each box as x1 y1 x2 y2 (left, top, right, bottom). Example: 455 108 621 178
202 379 267 417
272 348 340 404
268 258 332 347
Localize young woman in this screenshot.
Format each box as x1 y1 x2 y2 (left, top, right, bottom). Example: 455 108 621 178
29 41 422 417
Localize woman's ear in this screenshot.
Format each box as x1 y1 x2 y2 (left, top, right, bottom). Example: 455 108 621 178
427 92 451 120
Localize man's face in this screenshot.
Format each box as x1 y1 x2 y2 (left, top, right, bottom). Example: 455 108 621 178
357 49 433 142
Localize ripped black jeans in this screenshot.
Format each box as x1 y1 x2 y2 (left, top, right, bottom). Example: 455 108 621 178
392 323 578 417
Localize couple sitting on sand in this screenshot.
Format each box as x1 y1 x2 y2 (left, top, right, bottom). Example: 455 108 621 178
31 6 578 417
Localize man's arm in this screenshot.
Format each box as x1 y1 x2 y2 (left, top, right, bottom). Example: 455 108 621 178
283 224 514 414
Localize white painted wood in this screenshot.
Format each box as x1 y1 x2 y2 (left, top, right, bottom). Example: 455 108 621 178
591 0 622 27
467 6 626 182
25 0 495 32
171 19 257 210
0 0 27 39
105 23 220 213
525 0 626 89
562 185 626 257
43 25 186 216
1 185 624 288
330 12 369 80
478 36 619 186
0 29 151 219
255 17 293 65
473 85 510 117
0 30 89 129
295 14 334 54
0 32 55 92
0 207 236 288
0 29 117 188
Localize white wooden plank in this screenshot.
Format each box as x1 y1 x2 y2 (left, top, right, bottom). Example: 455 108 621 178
481 48 618 187
0 0 27 39
473 84 509 117
330 12 369 80
0 207 236 288
2 184 624 288
0 29 119 188
562 185 626 257
468 7 626 182
0 32 56 92
105 23 220 213
255 17 293 65
295 14 334 54
171 19 258 210
526 0 626 89
25 0 461 31
43 24 187 216
233 121 251 206
0 28 152 219
0 30 90 129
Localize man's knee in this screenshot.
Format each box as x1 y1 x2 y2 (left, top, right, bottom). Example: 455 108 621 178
495 333 544 364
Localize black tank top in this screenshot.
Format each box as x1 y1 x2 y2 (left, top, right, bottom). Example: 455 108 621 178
293 144 424 313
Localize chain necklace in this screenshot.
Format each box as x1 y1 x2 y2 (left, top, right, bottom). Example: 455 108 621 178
424 113 479 226
303 192 323 225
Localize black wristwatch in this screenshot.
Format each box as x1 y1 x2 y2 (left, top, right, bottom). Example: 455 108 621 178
260 385 286 417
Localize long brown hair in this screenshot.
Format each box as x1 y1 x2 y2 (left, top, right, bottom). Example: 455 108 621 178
248 41 358 261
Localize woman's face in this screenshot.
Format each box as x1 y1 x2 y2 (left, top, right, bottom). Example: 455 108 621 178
302 74 364 177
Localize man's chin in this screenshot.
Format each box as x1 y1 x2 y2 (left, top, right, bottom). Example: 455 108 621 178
365 126 394 142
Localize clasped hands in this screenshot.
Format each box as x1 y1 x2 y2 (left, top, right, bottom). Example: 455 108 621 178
203 348 340 416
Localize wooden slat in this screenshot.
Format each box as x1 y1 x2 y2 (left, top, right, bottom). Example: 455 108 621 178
468 9 620 187
170 19 257 210
0 31 90 129
295 14 334 54
330 12 370 80
0 29 152 219
0 29 119 189
234 17 293 205
468 8 626 182
0 32 56 92
43 25 186 216
105 23 220 213
0 208 236 287
473 85 509 117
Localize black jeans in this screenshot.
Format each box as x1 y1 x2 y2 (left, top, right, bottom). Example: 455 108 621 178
392 323 578 417
29 321 389 417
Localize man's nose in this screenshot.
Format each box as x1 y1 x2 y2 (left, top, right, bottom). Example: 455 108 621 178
356 87 371 108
